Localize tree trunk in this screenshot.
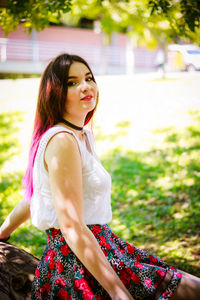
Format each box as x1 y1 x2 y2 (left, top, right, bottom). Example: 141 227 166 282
0 242 39 300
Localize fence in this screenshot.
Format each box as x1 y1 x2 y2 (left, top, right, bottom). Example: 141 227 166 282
0 38 156 74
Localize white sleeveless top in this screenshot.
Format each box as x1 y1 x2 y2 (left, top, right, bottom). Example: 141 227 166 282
30 125 112 230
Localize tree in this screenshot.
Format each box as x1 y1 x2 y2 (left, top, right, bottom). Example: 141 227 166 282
0 0 72 34
0 0 199 38
148 0 200 34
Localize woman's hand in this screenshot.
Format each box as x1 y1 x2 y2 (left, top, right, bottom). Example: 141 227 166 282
0 230 10 242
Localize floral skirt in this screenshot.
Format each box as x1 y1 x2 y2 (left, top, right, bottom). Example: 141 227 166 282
31 224 181 300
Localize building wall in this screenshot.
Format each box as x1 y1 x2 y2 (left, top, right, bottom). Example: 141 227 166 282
0 25 156 74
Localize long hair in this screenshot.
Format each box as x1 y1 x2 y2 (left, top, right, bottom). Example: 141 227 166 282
22 53 98 202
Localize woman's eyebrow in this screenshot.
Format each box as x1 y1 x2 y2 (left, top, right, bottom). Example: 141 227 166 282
68 72 91 79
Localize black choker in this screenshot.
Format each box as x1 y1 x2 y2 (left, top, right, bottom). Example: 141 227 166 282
60 119 83 131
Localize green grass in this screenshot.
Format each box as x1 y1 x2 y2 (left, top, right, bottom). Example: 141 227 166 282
0 111 47 256
99 110 200 276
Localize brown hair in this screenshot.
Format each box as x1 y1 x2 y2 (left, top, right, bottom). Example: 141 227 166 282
23 53 98 201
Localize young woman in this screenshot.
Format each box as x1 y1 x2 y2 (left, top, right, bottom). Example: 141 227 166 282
0 53 200 300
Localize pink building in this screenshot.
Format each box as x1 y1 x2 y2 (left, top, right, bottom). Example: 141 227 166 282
0 25 157 74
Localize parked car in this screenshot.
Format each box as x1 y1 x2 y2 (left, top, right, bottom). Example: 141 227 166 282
168 44 200 72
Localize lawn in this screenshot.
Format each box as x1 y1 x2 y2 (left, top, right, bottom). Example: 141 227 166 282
0 72 200 275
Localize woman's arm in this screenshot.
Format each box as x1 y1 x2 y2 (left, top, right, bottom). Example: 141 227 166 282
45 132 134 300
0 197 30 240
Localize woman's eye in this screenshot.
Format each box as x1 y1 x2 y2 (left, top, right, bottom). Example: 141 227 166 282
86 77 93 82
67 81 76 87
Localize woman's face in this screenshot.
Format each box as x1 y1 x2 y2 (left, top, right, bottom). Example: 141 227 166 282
64 62 97 123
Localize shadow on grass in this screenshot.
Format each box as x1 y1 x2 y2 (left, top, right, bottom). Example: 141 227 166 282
100 110 200 276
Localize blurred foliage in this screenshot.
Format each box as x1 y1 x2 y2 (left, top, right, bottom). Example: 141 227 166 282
0 0 199 46
149 0 200 33
0 109 200 277
0 0 72 35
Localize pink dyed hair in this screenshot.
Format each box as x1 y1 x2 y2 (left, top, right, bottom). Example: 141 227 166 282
22 53 98 202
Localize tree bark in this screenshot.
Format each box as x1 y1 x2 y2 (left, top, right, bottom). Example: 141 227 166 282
0 242 39 300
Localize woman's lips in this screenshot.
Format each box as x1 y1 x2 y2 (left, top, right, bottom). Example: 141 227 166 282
81 95 93 101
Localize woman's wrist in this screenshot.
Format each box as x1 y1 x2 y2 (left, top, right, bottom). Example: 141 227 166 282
0 235 10 242
0 227 10 242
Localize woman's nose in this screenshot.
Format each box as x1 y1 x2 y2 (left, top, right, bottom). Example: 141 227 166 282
80 80 90 92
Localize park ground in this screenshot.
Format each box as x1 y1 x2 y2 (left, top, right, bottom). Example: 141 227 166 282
0 71 200 276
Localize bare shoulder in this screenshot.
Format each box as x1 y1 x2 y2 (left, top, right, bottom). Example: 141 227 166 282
45 131 80 165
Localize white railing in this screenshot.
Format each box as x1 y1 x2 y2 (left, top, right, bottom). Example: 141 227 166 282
0 38 156 74
0 38 126 66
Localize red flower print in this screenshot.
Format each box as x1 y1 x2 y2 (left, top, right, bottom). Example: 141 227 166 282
136 254 141 262
51 228 60 238
48 258 55 270
99 236 106 243
47 233 50 242
56 278 67 287
176 272 182 278
74 278 92 292
161 290 168 297
105 243 111 250
102 249 108 257
121 278 131 288
120 261 124 267
44 282 51 293
156 269 165 279
149 255 158 265
131 272 140 284
134 262 143 269
118 246 125 254
57 261 64 274
74 278 95 299
99 236 111 250
40 282 50 294
125 268 132 276
60 244 70 256
170 266 177 271
40 286 46 294
82 290 95 299
45 249 53 262
47 272 52 279
57 289 72 300
80 268 85 275
60 236 65 242
54 250 57 256
35 267 40 279
154 280 161 288
127 244 135 254
91 225 102 235
145 278 152 287
119 268 132 287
